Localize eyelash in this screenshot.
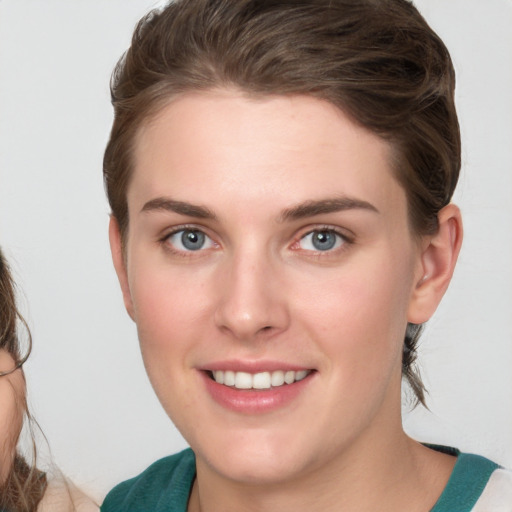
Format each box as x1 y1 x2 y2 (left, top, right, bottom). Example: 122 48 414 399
291 226 353 255
159 225 353 257
159 225 218 256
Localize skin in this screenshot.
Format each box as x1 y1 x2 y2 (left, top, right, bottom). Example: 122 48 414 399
0 350 24 484
0 354 99 511
110 90 463 511
38 479 100 512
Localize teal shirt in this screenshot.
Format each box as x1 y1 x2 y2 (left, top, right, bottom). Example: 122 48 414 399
428 445 499 511
102 449 196 512
101 446 500 512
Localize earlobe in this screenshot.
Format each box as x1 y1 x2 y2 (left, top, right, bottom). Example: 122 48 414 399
408 204 463 324
108 216 136 321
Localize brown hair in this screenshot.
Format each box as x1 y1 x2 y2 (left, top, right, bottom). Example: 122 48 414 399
0 250 47 511
104 0 461 405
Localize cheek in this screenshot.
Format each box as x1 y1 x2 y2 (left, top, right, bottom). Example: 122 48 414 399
128 263 213 401
131 272 201 425
130 259 208 342
0 374 25 483
296 252 414 378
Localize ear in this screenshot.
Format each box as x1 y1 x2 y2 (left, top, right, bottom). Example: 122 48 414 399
108 216 135 321
408 204 463 324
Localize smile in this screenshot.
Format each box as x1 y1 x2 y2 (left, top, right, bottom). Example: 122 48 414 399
209 369 311 390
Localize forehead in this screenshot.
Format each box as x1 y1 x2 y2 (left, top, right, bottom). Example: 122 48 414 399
129 90 405 219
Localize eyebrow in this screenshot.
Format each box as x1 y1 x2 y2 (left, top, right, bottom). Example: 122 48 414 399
279 197 379 222
140 195 378 222
141 197 217 220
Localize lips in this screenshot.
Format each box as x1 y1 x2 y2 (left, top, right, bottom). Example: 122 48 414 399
201 364 315 413
210 369 311 389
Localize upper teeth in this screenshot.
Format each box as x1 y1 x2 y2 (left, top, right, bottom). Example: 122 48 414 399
212 370 310 390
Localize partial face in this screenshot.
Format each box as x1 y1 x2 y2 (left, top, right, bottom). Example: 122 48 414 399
0 350 24 483
114 90 426 485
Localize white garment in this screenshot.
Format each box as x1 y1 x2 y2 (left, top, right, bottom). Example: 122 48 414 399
473 468 512 512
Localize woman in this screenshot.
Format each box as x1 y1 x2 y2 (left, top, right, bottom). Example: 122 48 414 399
0 249 98 512
101 0 512 510
0 248 47 511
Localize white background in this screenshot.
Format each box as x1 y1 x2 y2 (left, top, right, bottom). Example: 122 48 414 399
0 0 511 502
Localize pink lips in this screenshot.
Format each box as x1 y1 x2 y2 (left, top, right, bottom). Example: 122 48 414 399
199 361 315 414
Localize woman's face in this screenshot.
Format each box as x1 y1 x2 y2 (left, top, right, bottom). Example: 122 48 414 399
0 350 24 483
113 90 426 485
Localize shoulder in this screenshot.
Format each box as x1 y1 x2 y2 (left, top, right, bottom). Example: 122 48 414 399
430 447 512 512
38 476 99 512
472 467 512 512
101 448 196 512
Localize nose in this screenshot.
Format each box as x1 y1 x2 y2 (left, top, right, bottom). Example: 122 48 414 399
214 249 289 342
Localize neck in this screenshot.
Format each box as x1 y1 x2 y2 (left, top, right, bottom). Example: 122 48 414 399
188 419 455 512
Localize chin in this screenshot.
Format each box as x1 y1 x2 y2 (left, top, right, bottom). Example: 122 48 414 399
208 450 305 485
191 425 322 486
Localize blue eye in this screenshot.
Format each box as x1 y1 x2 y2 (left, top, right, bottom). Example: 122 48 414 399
299 230 344 251
166 229 215 252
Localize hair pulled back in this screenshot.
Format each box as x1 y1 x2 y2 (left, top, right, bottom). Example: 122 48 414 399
104 0 461 405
